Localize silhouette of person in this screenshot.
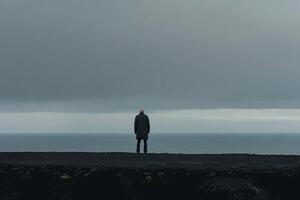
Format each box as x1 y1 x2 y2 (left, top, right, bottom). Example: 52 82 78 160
134 108 150 154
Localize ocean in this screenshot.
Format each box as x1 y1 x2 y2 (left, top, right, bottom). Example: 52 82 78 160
0 133 299 155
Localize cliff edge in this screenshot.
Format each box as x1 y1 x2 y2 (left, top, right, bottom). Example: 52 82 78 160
0 152 300 200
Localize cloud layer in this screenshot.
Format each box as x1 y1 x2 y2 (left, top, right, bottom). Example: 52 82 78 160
1 109 300 133
1 0 300 111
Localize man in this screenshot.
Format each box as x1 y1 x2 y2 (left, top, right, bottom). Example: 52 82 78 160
134 108 150 154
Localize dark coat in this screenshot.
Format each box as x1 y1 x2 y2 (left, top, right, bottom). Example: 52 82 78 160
134 112 150 139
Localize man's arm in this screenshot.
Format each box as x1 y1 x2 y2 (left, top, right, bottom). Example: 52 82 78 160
134 116 137 134
147 116 150 133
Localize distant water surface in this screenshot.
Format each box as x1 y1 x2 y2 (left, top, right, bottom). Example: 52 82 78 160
0 133 299 155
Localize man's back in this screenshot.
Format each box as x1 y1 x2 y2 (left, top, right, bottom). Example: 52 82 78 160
134 112 150 140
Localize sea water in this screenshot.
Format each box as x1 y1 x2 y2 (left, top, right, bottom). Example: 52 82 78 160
0 133 299 155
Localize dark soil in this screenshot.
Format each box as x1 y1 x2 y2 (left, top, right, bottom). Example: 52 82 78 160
0 152 300 200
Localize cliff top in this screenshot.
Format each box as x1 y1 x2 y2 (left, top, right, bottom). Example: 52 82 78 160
0 152 300 170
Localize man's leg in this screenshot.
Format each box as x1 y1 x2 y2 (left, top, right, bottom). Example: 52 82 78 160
136 139 141 153
143 139 148 154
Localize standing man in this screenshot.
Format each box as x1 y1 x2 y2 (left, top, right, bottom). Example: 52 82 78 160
134 108 150 154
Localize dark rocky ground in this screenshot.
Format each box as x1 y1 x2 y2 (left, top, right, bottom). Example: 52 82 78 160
1 152 300 200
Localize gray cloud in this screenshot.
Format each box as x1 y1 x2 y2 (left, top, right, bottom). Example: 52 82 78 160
1 0 300 112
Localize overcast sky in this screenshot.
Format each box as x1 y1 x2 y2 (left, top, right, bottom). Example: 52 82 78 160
1 0 300 133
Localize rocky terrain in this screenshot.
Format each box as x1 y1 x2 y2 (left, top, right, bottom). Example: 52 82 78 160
0 152 300 199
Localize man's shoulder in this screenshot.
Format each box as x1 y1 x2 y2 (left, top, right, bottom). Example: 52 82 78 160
136 113 149 118
135 114 142 118
143 114 149 120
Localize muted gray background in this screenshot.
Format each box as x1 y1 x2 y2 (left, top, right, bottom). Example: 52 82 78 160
1 0 300 112
1 1 300 133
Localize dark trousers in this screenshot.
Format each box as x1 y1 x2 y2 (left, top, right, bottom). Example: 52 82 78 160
136 139 147 154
